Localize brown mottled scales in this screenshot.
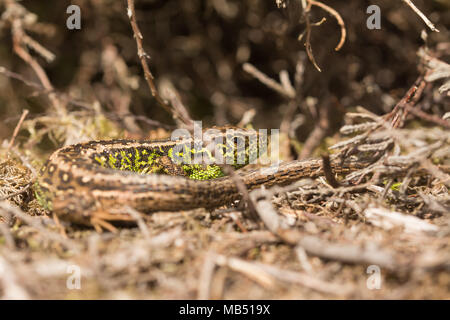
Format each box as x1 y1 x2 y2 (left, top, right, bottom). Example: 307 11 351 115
35 133 372 227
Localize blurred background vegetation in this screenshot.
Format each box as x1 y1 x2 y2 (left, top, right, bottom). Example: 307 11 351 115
0 0 448 147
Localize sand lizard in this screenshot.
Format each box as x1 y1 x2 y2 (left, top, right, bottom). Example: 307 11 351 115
34 128 372 229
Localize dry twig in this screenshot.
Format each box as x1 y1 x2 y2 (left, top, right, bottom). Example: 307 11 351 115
243 63 295 99
7 109 29 150
4 0 64 114
401 0 439 32
126 0 193 128
308 0 346 51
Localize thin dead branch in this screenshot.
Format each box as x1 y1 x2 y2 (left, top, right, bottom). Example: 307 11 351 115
126 0 193 128
4 0 64 114
401 0 439 32
243 63 295 99
364 206 439 235
7 109 28 150
297 236 397 269
308 0 346 51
